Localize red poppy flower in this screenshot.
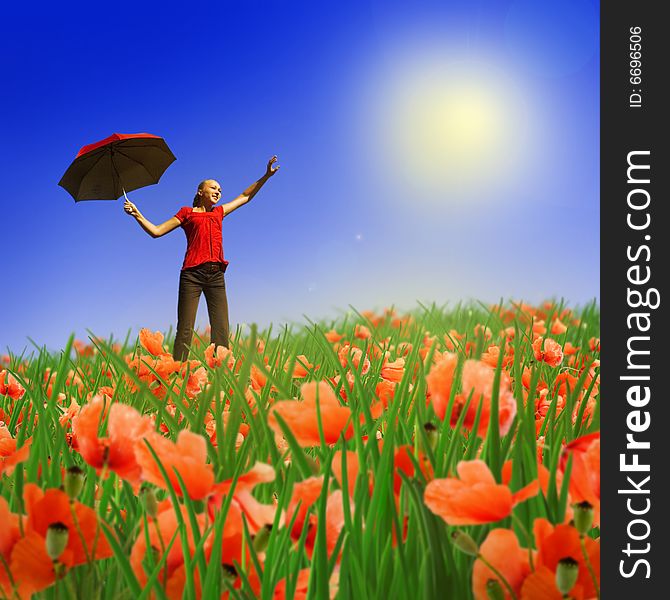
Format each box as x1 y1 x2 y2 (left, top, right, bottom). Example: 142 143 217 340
286 476 325 541
204 343 235 369
135 429 215 500
130 500 207 592
532 337 564 367
208 462 280 535
472 529 531 600
424 460 539 525
0 496 21 595
427 356 517 438
269 381 353 447
139 328 171 357
337 344 370 374
23 483 112 565
72 395 153 485
0 370 25 400
332 450 361 499
303 490 348 561
381 357 405 383
393 444 433 499
0 424 31 477
274 568 312 599
560 432 600 526
526 518 600 599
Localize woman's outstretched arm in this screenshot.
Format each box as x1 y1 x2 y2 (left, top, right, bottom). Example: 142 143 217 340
221 155 280 216
124 199 181 238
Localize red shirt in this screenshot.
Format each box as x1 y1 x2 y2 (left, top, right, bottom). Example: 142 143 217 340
174 205 230 271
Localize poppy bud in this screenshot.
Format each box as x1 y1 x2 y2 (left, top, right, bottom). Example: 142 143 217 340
253 524 272 553
64 466 85 500
451 530 479 556
46 522 69 560
423 422 438 452
192 499 206 514
556 557 579 595
573 501 594 535
140 484 158 519
485 579 505 600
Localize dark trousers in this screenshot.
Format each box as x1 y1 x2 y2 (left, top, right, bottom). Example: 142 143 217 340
172 262 230 361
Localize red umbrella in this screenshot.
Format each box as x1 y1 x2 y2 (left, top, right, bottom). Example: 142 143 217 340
58 132 176 201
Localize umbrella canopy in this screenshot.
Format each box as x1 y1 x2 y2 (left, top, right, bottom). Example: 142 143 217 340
58 132 176 201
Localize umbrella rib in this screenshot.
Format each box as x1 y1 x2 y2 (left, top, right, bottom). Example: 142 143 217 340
115 143 172 151
111 154 122 197
74 149 112 199
115 143 176 161
116 137 174 154
112 148 160 181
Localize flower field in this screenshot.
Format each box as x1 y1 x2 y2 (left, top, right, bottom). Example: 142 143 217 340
0 301 600 599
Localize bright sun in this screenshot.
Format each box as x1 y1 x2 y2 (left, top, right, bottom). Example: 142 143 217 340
375 59 529 203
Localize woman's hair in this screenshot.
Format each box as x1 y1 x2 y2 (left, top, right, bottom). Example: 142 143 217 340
192 180 209 207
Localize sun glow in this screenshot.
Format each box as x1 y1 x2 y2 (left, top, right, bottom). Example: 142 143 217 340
369 58 532 205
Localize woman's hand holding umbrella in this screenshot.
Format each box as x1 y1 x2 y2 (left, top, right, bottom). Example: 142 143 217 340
123 198 179 238
124 199 141 218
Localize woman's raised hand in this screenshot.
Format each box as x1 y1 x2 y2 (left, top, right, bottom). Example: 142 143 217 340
265 155 280 177
124 199 140 218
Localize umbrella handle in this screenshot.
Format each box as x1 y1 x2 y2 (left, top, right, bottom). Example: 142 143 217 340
122 187 129 202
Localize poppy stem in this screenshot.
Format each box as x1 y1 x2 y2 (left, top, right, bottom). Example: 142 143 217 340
476 555 519 600
154 517 169 590
53 563 69 600
70 502 92 564
90 464 109 565
511 512 534 571
0 555 18 599
63 571 77 600
580 534 600 599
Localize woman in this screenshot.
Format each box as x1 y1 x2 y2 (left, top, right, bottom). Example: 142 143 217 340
124 156 280 361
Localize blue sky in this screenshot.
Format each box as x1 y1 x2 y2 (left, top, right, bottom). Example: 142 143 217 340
1 0 599 354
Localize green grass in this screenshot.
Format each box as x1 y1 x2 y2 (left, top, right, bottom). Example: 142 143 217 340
0 299 600 599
